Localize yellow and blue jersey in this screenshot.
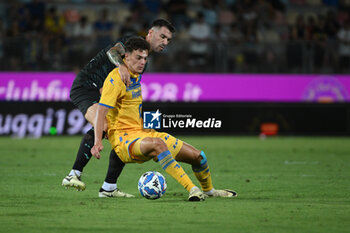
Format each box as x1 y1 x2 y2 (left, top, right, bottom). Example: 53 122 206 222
99 67 183 164
99 68 143 132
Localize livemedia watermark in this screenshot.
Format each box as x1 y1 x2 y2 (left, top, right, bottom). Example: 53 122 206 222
143 110 222 129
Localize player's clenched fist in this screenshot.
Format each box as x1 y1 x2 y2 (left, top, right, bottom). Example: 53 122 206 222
91 144 104 159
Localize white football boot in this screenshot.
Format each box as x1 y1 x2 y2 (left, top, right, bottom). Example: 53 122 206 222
205 189 238 198
62 175 86 191
98 188 135 198
188 186 205 201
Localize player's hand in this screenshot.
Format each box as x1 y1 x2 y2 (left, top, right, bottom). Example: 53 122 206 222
119 64 131 87
91 144 104 160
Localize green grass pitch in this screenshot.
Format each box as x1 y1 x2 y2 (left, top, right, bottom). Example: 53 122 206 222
0 136 349 233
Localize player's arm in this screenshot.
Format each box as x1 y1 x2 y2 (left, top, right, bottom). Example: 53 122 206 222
91 105 110 159
107 42 131 87
91 70 124 159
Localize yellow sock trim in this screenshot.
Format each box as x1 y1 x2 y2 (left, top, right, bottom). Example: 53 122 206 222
193 166 213 192
158 151 195 192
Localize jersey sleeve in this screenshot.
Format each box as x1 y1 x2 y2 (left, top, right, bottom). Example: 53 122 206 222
99 69 125 108
117 35 133 47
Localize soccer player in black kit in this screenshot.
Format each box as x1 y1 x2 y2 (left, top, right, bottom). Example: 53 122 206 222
62 19 175 197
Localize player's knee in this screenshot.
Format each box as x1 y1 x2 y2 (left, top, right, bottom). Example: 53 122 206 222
193 151 207 167
141 137 168 158
192 151 208 171
192 152 202 166
152 138 168 155
186 146 201 165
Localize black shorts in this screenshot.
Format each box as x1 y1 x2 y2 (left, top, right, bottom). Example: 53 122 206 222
70 84 100 116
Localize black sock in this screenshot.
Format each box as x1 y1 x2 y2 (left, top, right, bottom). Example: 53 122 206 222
72 128 106 172
104 149 125 184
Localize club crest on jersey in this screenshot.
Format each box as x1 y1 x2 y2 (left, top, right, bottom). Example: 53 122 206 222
132 89 141 99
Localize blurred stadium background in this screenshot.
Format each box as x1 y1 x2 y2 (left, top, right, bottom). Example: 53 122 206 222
1 0 350 137
1 0 350 73
0 0 350 73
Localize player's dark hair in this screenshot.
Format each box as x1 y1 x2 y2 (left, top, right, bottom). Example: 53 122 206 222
124 36 150 53
151 18 176 33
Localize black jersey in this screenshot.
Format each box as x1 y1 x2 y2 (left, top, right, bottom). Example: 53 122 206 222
72 35 133 90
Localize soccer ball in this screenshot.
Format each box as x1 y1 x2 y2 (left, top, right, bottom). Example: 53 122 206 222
138 171 167 200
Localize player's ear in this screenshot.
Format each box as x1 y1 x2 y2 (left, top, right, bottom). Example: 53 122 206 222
148 28 153 37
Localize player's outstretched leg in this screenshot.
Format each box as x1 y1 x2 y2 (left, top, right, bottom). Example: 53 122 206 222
98 150 134 198
62 128 105 191
194 151 237 197
176 143 238 198
135 137 205 201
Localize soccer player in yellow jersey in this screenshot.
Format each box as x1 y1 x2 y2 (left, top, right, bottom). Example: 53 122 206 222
91 37 237 201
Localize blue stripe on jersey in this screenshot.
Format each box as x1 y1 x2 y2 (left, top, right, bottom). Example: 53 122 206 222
98 103 114 108
126 83 141 91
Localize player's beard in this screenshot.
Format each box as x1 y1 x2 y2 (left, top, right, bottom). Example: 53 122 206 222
158 45 164 51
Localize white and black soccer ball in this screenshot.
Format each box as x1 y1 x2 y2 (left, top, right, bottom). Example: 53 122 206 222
138 171 167 200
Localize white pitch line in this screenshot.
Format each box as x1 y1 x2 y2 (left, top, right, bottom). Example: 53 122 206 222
284 160 319 165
